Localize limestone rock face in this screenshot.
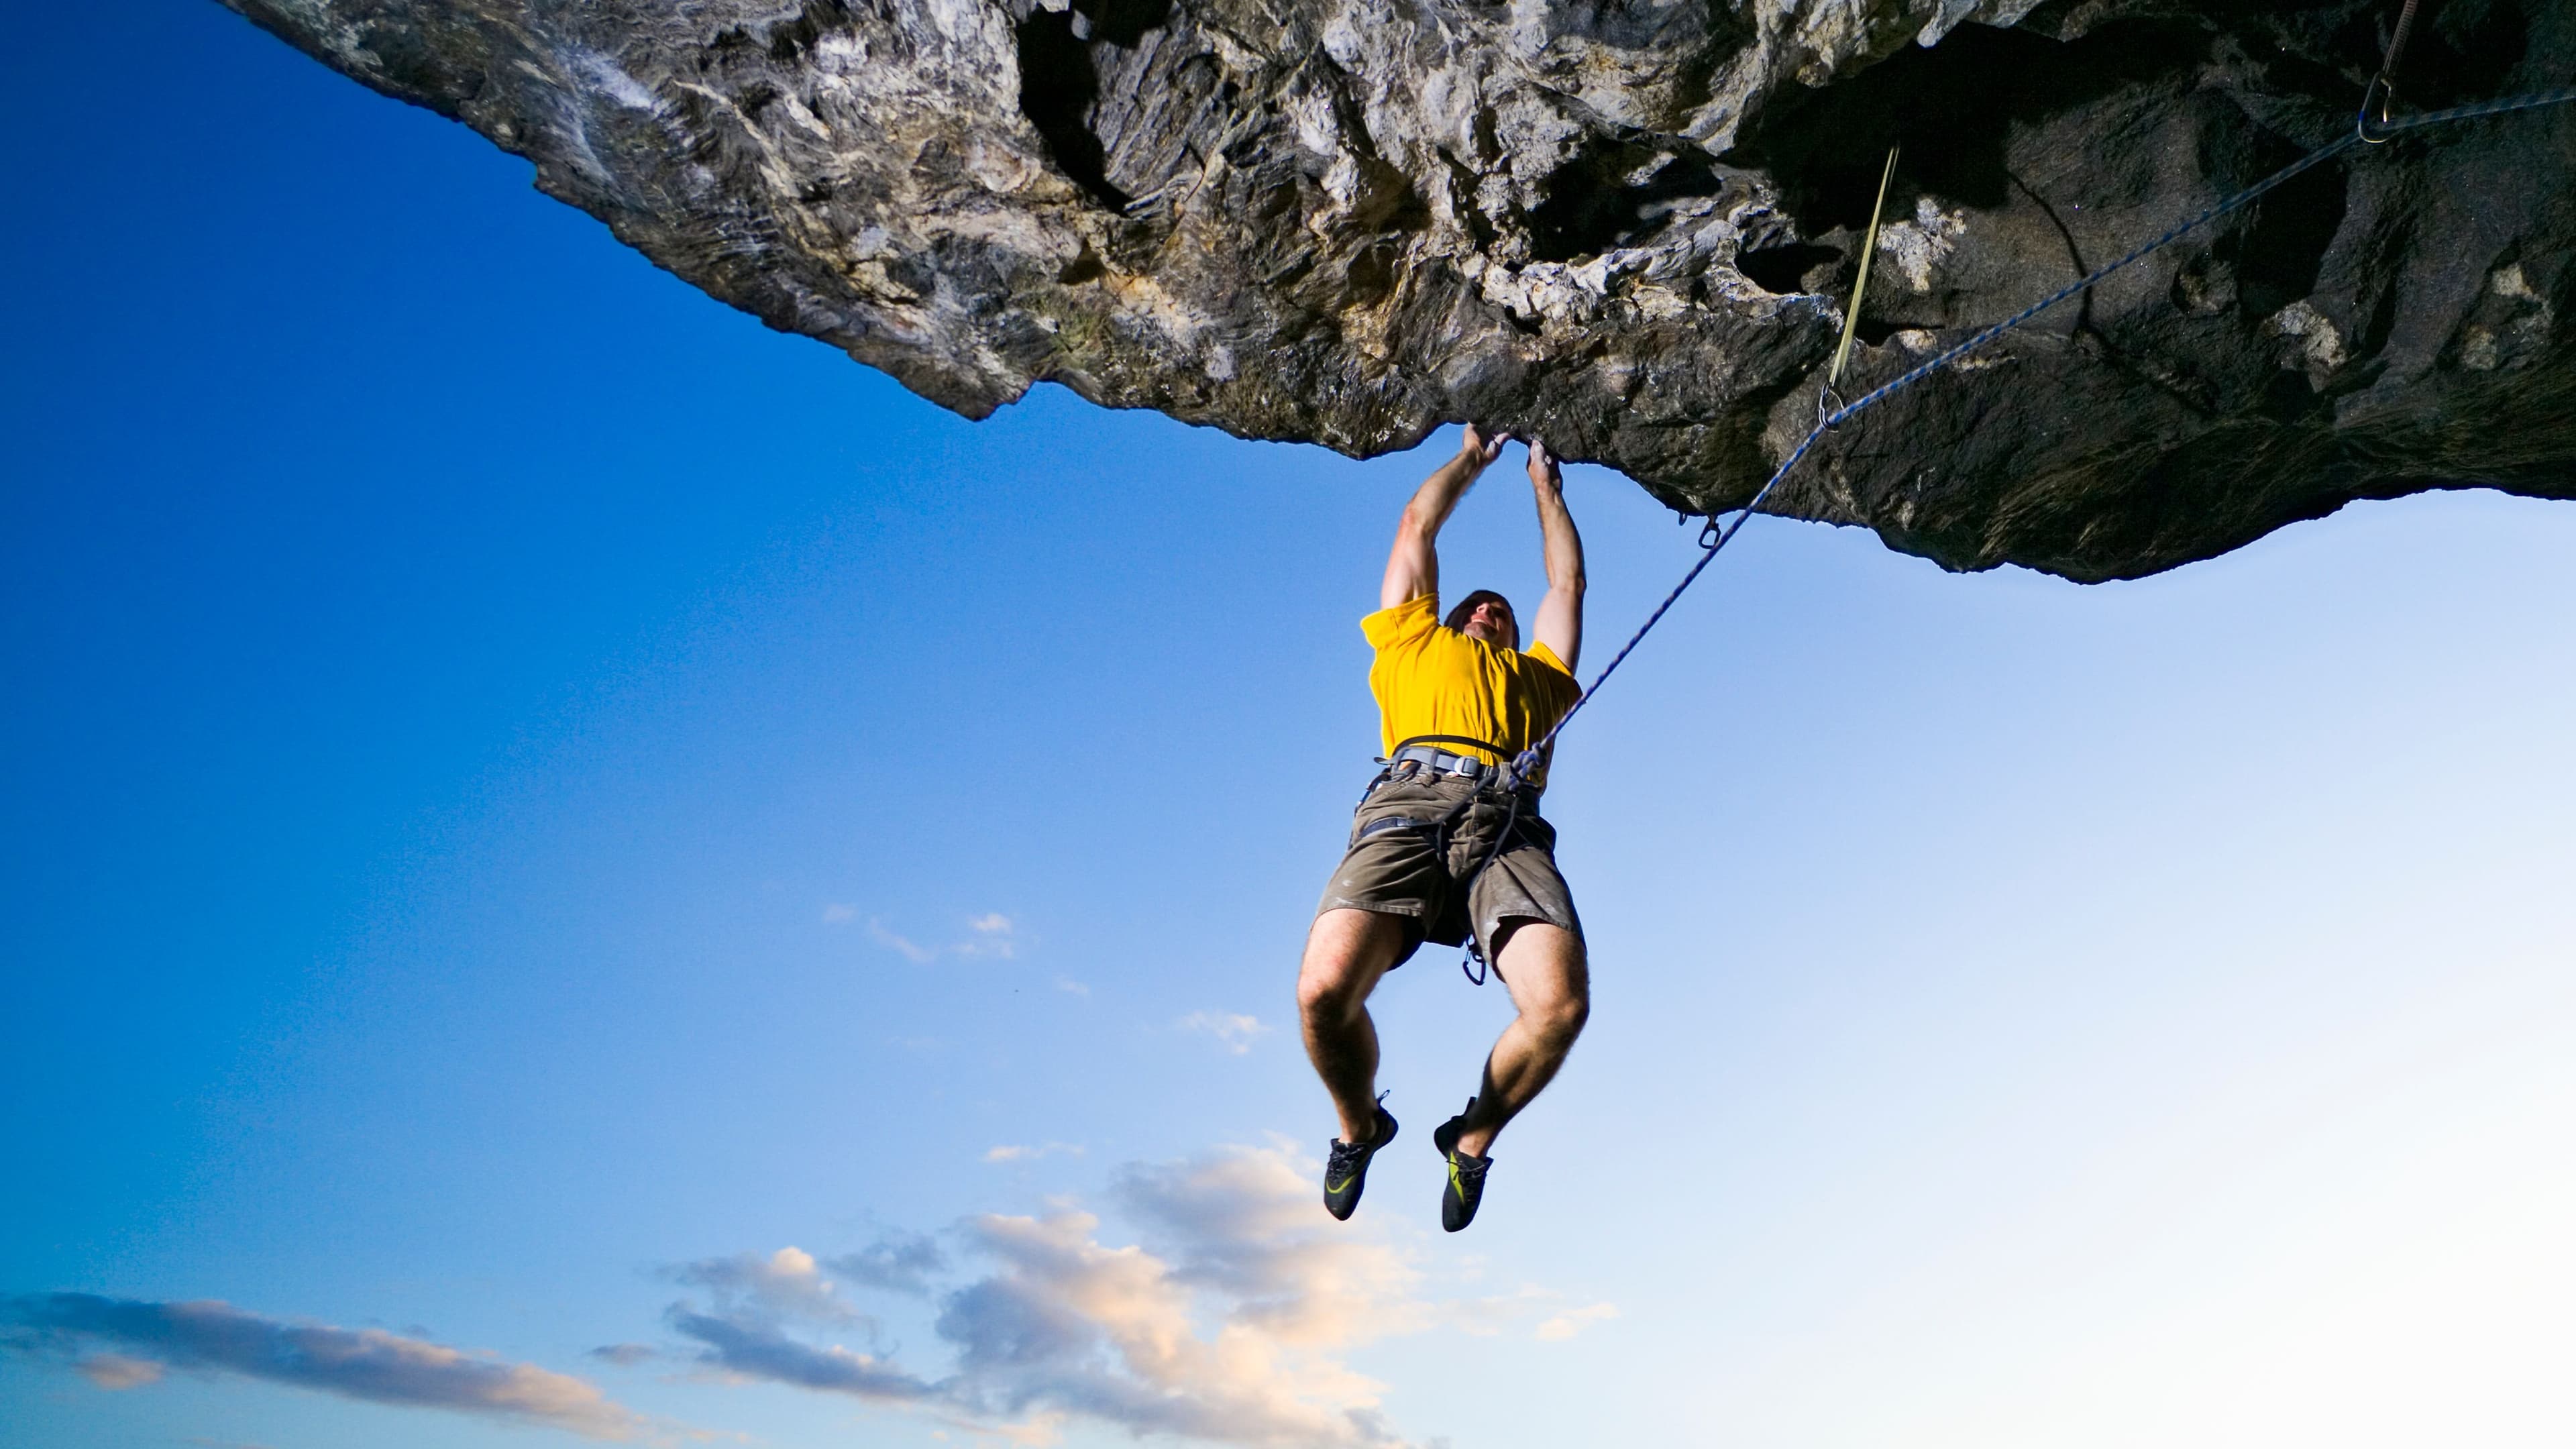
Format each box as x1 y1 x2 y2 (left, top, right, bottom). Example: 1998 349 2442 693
225 0 2575 578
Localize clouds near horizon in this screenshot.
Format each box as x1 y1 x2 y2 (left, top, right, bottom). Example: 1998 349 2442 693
0 1294 642 1440
656 1142 1595 1448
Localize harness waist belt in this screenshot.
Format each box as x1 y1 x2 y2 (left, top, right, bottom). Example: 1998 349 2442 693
1388 743 1503 778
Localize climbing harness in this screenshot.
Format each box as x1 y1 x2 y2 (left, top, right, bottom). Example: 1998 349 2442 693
1354 735 1542 984
1432 36 2576 984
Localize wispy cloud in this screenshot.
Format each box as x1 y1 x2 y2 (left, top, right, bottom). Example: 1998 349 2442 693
853 913 1020 962
1533 1302 1618 1341
664 1307 934 1399
76 1353 163 1388
824 1233 947 1297
1179 1010 1271 1055
983 1142 1083 1164
0 1294 641 1440
866 918 938 963
667 1247 859 1326
820 904 858 923
657 1141 1585 1447
588 1344 658 1367
955 913 1017 959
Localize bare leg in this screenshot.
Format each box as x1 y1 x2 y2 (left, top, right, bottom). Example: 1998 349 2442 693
1452 920 1589 1157
1297 908 1412 1143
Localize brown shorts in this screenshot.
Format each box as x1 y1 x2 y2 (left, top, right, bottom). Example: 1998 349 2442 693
1313 767 1583 967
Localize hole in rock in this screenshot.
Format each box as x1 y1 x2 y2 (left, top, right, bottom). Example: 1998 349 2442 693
1725 18 2210 234
1736 240 1844 294
2232 153 2347 317
2406 0 2530 105
1852 315 1902 347
1526 144 1723 264
1015 9 1132 211
2259 368 2324 421
1073 0 1174 48
753 0 854 66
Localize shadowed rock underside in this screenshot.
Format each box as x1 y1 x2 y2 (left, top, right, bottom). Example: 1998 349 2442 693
225 0 2575 579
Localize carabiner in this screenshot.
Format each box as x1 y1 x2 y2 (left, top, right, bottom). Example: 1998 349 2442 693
2357 76 2395 144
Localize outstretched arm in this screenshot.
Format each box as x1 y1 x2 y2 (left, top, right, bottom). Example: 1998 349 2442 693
1527 439 1585 671
1382 425 1507 610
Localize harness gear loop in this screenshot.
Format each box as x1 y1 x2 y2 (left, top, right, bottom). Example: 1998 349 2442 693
1456 743 1560 983
1463 778 1514 979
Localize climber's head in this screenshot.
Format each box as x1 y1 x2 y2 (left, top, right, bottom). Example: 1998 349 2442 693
1445 590 1519 649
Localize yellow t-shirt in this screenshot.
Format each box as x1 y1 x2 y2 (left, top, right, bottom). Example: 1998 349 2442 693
1362 592 1579 788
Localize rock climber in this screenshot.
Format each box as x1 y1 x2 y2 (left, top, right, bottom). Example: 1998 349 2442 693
1297 424 1589 1232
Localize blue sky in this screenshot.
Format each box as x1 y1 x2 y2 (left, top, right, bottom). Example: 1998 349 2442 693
5 5 2573 1448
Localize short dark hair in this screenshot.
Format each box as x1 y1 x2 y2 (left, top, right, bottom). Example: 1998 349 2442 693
1443 590 1518 648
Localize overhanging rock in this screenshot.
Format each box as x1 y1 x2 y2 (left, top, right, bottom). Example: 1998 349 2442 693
224 0 2575 580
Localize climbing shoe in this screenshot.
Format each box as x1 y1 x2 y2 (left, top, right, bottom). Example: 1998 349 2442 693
1322 1101 1398 1221
1432 1103 1493 1232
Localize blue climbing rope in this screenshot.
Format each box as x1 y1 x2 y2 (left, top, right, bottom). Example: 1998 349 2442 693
1494 78 2576 797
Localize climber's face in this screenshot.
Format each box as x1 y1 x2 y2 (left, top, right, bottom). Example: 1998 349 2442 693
1448 590 1518 649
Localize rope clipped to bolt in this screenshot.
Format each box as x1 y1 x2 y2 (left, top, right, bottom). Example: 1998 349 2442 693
1447 35 2576 985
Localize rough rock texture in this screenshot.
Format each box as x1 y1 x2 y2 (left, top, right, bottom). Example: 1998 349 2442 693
225 0 2576 578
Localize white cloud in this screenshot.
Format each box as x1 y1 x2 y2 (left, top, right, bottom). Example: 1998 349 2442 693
661 1142 1587 1447
928 1205 1407 1446
669 1247 856 1325
955 914 1016 960
821 904 858 924
0 1294 641 1440
983 1142 1084 1164
1434 1283 1553 1338
1179 1011 1271 1055
867 918 937 963
1110 1142 1428 1348
866 914 1019 962
1533 1302 1618 1341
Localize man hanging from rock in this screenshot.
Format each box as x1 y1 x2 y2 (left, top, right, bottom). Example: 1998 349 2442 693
1297 425 1589 1232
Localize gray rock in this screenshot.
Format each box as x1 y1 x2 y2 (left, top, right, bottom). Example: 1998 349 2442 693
222 0 2575 579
